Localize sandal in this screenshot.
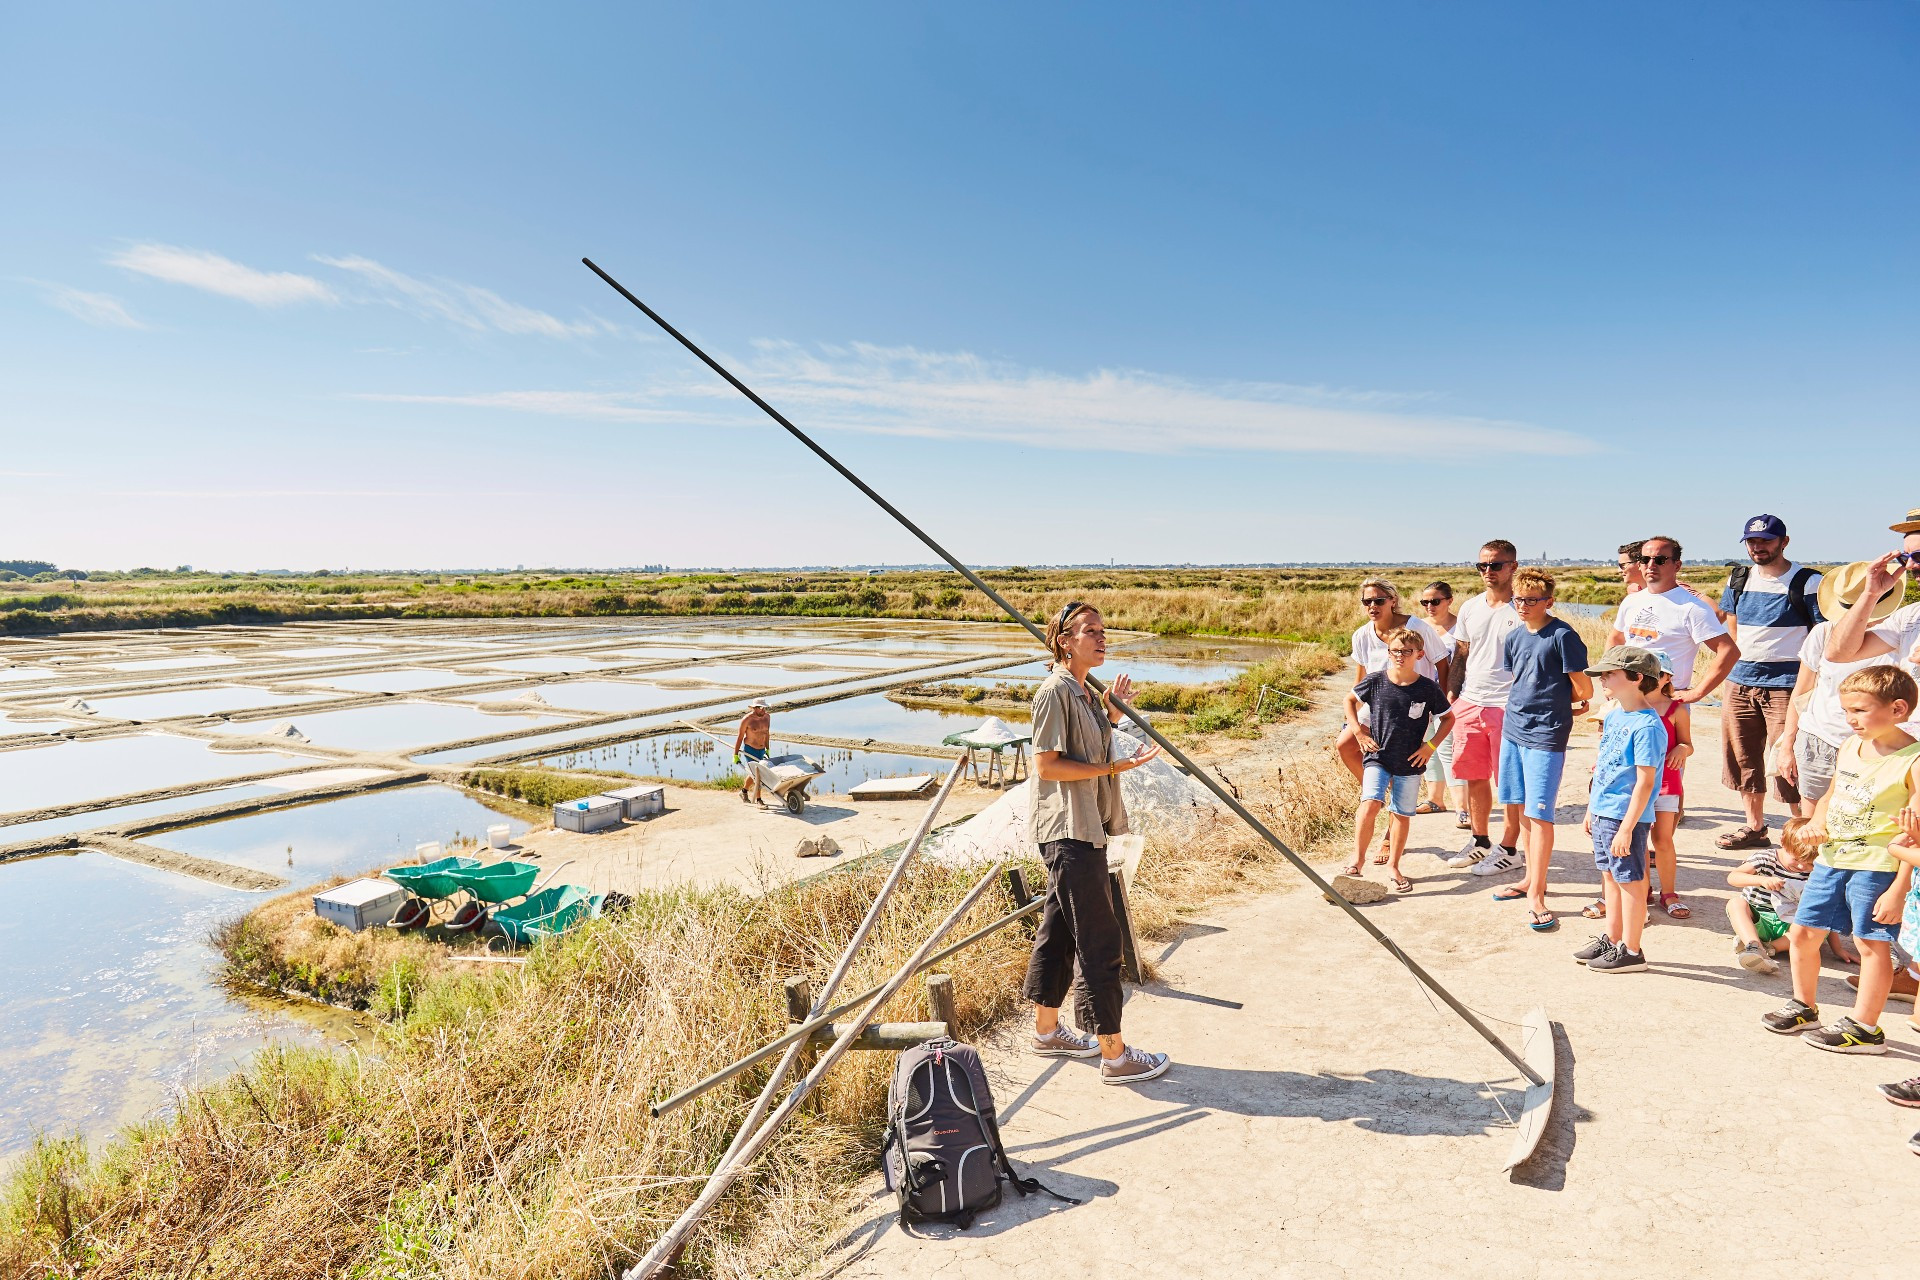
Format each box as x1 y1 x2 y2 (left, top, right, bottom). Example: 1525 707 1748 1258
1391 875 1414 894
1527 910 1558 932
1715 826 1771 851
1455 811 1471 829
1415 801 1445 816
1580 900 1606 920
1659 893 1692 920
1341 861 1364 877
1492 886 1528 902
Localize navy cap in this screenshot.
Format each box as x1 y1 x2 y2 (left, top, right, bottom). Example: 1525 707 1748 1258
1740 513 1786 541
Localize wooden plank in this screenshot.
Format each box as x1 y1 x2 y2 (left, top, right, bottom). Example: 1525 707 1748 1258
848 774 936 799
1502 1006 1557 1173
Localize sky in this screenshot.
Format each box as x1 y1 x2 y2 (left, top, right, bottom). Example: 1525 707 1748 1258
2 2 1916 571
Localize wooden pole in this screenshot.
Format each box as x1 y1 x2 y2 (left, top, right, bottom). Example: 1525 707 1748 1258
924 972 957 1033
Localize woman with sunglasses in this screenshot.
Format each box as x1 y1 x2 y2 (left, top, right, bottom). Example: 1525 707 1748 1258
1415 581 1467 824
1021 601 1171 1086
1337 578 1453 786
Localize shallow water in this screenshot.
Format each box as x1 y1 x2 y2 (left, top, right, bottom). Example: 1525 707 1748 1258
83 685 335 722
0 783 281 846
536 732 950 794
103 655 239 672
480 655 625 674
147 783 527 884
0 850 333 1160
289 668 505 694
206 701 566 753
0 711 81 738
450 679 757 716
0 734 320 814
975 657 1246 684
773 694 1022 746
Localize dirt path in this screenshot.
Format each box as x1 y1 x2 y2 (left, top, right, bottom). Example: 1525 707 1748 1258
816 698 1919 1279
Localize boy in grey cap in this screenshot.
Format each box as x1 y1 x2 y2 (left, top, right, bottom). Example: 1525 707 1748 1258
1577 646 1669 973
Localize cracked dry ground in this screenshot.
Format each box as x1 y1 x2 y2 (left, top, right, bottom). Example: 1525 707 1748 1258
815 690 1920 1279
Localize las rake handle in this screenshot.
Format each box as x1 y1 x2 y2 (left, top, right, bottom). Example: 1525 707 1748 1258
714 758 964 1174
581 256 1541 1089
624 860 1008 1279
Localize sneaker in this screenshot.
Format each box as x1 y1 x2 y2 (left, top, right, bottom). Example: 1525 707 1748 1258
1030 1026 1100 1059
1761 999 1819 1034
1469 846 1523 877
1735 941 1778 975
1100 1045 1171 1086
1803 1016 1887 1055
1909 1131 1920 1157
1589 944 1648 973
1444 838 1488 869
1876 1076 1920 1108
1573 935 1614 965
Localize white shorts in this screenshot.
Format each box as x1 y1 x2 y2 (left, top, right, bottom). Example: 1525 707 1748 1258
1653 794 1679 814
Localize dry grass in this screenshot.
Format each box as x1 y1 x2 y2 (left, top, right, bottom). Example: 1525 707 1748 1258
0 751 1353 1279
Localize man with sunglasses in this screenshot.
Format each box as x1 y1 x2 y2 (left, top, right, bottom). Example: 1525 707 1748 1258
1714 515 1823 854
1825 512 1920 685
1608 536 1738 708
1444 540 1527 874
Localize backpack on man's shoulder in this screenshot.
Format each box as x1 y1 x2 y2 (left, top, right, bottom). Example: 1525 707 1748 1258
881 1037 1077 1230
1723 564 1819 629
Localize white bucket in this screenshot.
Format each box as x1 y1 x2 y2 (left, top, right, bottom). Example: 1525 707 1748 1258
415 841 442 861
487 824 510 849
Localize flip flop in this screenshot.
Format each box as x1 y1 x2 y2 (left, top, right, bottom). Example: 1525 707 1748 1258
1659 893 1692 920
1527 910 1558 932
1341 862 1364 877
1391 876 1414 894
1415 801 1445 815
1580 900 1607 919
1492 886 1528 902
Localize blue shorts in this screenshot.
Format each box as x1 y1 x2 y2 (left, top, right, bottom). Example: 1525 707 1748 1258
1794 863 1899 942
1360 765 1421 817
1496 740 1566 822
740 743 770 763
1589 814 1649 883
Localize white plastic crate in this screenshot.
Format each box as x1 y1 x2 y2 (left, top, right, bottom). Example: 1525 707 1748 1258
554 794 624 833
313 878 407 932
605 784 665 820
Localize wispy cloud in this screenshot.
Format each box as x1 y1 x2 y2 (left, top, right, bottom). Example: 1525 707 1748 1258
24 280 145 329
361 342 1594 458
93 487 523 498
109 243 336 306
315 254 612 339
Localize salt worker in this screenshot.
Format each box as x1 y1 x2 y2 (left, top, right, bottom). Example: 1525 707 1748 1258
1023 600 1171 1085
733 697 772 805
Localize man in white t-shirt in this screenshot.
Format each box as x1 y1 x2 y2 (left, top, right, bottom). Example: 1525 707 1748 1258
1443 539 1526 872
1606 535 1738 699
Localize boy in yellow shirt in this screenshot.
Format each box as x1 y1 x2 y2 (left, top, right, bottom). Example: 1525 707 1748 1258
1761 666 1920 1053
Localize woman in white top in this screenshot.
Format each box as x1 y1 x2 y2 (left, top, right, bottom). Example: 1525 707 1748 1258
1337 577 1454 783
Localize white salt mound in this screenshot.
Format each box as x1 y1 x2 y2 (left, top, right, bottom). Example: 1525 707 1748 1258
928 729 1224 866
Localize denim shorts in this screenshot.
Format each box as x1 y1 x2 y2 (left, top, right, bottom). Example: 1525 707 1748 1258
1361 765 1422 817
1496 740 1566 821
1793 862 1899 942
1590 814 1649 883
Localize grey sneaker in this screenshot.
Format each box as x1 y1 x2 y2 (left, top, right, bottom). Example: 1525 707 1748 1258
1100 1045 1171 1085
1573 935 1614 965
1736 940 1778 974
1031 1026 1100 1059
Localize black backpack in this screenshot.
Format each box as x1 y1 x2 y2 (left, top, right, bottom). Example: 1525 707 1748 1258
881 1037 1077 1229
1723 564 1819 629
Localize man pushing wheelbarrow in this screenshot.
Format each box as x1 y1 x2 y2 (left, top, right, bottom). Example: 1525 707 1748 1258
733 698 772 805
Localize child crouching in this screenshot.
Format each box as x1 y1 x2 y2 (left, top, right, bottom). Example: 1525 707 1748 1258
1726 817 1816 975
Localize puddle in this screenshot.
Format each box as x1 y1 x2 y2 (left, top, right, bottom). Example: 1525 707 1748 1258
207 701 566 753
451 680 755 716
479 656 624 674
290 669 505 694
771 694 1025 746
412 695 769 765
274 646 383 658
0 711 81 738
0 850 344 1160
0 784 283 847
0 735 320 815
103 655 240 672
599 645 756 663
82 686 336 722
654 662 823 688
537 732 950 794
147 784 528 885
0 667 54 683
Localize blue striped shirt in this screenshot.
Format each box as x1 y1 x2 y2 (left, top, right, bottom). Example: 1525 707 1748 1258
1720 564 1822 689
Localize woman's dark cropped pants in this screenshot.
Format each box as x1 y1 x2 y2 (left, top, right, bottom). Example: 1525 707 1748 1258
1020 837 1125 1036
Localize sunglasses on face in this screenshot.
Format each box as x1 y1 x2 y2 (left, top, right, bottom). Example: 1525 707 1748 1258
1635 554 1674 566
1386 648 1420 657
1360 597 1392 607
1892 551 1920 568
1418 598 1447 607
1511 596 1547 607
1474 560 1511 572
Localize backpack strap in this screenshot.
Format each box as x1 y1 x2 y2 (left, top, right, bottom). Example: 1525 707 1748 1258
1788 566 1818 629
1724 564 1750 615
982 1110 1080 1206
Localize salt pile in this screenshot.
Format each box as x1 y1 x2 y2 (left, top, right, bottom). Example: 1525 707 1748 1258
927 729 1224 866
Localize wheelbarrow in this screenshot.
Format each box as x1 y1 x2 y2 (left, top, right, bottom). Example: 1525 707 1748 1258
441 859 576 934
491 883 606 946
382 855 482 929
744 752 824 815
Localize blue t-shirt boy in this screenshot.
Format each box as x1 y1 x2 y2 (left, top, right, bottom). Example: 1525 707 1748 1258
1500 618 1591 752
1591 707 1668 825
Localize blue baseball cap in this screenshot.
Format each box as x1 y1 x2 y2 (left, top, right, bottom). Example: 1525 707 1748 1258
1740 513 1786 541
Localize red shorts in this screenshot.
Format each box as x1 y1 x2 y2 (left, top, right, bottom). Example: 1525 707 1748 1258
1449 702 1504 782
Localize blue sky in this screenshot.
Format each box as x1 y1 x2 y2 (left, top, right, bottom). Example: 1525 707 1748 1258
3 3 1915 571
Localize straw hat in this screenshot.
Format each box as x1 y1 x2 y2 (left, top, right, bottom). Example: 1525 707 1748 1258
1892 507 1920 534
1817 560 1906 625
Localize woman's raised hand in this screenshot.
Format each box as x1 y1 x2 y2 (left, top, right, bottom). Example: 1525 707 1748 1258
1118 742 1162 771
1105 672 1135 706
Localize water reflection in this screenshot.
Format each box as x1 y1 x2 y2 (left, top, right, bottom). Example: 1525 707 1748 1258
537 732 950 794
0 735 318 814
